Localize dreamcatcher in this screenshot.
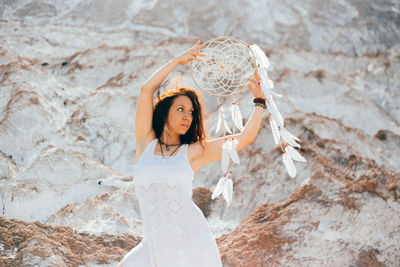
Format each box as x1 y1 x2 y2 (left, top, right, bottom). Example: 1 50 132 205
191 36 306 207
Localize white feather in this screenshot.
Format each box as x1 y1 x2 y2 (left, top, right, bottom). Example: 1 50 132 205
261 83 273 100
265 78 274 89
280 128 301 148
228 139 240 164
282 152 297 178
223 118 232 134
250 44 270 69
218 107 231 134
212 176 227 199
269 117 280 144
215 106 222 134
223 178 233 206
221 140 231 173
230 104 235 126
266 97 284 126
219 106 232 134
232 103 244 132
285 146 306 162
258 67 270 85
286 128 301 142
258 68 274 91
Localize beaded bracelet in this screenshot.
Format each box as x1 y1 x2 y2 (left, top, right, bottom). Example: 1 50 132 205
253 97 267 109
255 102 267 109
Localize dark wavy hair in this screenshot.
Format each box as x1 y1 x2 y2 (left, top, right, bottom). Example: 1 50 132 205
152 87 207 147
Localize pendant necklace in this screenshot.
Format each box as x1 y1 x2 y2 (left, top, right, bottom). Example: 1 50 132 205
159 140 181 151
159 139 181 164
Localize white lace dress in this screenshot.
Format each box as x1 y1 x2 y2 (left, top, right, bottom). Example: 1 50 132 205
122 138 223 267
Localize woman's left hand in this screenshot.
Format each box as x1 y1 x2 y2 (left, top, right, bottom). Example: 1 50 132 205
248 68 266 99
175 40 206 65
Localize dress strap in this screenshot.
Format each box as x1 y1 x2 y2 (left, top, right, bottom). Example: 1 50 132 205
177 143 188 157
139 138 158 159
148 138 158 155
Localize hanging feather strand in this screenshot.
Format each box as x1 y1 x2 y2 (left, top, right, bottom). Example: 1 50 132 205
250 44 306 178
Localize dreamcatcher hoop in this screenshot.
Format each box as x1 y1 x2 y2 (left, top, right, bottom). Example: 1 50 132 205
190 36 306 207
191 36 257 97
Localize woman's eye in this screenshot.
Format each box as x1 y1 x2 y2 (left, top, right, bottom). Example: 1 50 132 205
177 108 193 114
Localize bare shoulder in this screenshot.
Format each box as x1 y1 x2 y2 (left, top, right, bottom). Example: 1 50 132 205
135 131 156 163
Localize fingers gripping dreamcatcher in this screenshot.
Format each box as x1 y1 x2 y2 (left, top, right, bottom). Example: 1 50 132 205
191 37 306 207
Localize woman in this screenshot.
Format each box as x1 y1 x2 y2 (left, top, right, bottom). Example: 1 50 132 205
118 41 266 267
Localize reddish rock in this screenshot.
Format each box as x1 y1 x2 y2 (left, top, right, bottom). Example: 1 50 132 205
215 130 399 267
0 217 140 267
192 187 213 218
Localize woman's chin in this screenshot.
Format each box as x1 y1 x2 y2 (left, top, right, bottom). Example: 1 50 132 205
179 129 189 135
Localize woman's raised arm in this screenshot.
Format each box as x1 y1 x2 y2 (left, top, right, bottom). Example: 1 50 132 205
190 69 266 172
135 41 205 159
135 57 180 147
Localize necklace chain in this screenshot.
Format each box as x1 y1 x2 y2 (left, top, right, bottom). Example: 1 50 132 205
158 139 181 159
159 140 180 151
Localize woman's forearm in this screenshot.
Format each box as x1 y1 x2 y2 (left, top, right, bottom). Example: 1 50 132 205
237 105 265 150
237 67 266 149
141 57 180 94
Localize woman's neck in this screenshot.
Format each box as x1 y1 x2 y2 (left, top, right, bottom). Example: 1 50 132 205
160 133 180 145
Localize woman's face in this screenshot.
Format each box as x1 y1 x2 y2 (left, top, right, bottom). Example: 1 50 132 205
165 95 194 135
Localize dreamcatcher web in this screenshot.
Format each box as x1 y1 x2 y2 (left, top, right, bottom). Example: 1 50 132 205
191 37 256 97
190 36 306 207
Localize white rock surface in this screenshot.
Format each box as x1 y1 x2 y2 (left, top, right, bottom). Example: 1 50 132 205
0 0 399 266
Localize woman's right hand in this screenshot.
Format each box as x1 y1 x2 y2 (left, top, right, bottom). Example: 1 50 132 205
248 68 266 99
175 40 206 65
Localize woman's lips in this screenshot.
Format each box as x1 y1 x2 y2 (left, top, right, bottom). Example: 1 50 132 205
181 123 189 128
